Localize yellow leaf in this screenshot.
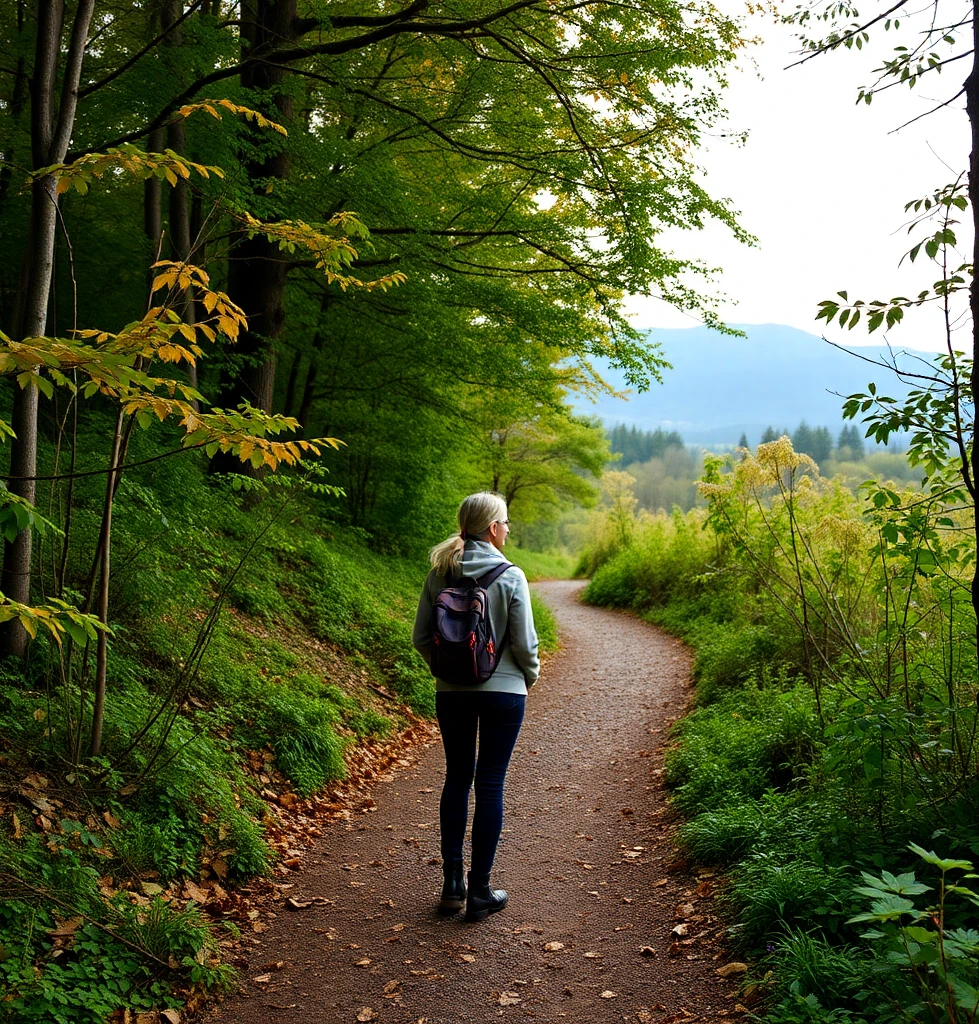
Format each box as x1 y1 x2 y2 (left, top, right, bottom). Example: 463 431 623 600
56 176 72 194
178 323 196 343
163 167 177 186
217 316 238 338
18 614 37 639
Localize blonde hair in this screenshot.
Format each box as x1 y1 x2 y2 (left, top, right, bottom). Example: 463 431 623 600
429 492 508 577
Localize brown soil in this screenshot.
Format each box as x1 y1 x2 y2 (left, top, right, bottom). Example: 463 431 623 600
201 580 745 1024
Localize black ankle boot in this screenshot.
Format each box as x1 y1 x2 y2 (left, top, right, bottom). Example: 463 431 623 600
438 860 466 914
464 871 508 922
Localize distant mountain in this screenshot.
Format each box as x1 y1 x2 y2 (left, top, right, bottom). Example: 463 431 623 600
570 323 942 448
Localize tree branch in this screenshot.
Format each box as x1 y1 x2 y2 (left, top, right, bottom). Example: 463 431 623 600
78 0 206 98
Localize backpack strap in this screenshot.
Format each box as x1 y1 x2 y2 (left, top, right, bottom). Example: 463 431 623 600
475 562 513 589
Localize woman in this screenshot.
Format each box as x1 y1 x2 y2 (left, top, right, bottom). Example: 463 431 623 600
412 492 540 922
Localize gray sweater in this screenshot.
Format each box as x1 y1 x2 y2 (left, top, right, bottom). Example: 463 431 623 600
412 540 540 695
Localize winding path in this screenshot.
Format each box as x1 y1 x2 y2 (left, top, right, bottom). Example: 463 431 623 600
203 580 742 1024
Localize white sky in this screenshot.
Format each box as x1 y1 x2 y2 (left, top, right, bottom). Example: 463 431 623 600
623 2 971 352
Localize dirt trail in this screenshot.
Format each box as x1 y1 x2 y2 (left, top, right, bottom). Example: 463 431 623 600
203 580 742 1024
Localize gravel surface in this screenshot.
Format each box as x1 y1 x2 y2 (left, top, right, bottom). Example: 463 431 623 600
202 580 744 1024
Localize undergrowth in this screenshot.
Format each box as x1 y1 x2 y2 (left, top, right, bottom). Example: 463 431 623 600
578 440 979 1023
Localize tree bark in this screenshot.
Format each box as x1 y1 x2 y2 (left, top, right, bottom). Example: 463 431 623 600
967 12 979 662
2 0 95 657
144 126 165 248
211 0 295 461
87 412 124 758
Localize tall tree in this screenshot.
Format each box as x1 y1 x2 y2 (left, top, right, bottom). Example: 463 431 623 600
2 0 96 657
79 0 748 411
795 0 979 650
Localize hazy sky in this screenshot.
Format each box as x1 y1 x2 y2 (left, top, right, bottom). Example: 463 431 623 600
623 4 970 352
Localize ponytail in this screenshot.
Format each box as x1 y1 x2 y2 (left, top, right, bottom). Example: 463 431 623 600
429 491 508 576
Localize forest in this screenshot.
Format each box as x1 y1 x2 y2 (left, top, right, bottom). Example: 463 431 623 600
1 0 978 1022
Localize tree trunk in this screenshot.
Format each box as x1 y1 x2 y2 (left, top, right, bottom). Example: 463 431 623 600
211 0 296 465
967 13 979 663
144 127 164 247
87 412 124 758
296 357 319 432
162 2 198 394
282 347 302 419
2 0 95 657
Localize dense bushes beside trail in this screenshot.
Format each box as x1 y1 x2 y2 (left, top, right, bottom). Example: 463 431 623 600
579 438 979 1024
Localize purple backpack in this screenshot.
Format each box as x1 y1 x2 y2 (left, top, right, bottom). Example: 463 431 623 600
430 562 513 685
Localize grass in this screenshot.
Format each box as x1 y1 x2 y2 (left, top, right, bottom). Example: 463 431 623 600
507 545 576 581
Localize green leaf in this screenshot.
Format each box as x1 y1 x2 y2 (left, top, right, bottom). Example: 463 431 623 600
909 842 974 872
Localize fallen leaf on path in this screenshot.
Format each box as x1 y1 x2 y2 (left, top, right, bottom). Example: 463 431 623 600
601 990 617 999
251 974 271 984
182 880 209 904
640 946 656 957
671 924 689 937
161 1012 181 1024
614 924 633 931
383 980 400 995
676 903 695 918
355 958 371 967
257 961 285 972
543 942 565 951
356 1009 376 1022
717 962 749 977
47 916 83 939
390 923 405 931
498 992 522 1006
460 954 476 963
583 952 602 959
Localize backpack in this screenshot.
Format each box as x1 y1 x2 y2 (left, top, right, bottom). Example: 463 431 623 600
430 562 513 685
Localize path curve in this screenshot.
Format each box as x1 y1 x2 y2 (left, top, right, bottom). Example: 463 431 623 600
203 580 741 1024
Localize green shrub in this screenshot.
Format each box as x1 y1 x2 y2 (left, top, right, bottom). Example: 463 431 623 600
685 621 786 701
726 854 854 949
532 592 559 654
665 686 819 816
770 929 870 1011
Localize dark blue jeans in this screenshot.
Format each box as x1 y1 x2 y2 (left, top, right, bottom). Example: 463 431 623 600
435 690 526 876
